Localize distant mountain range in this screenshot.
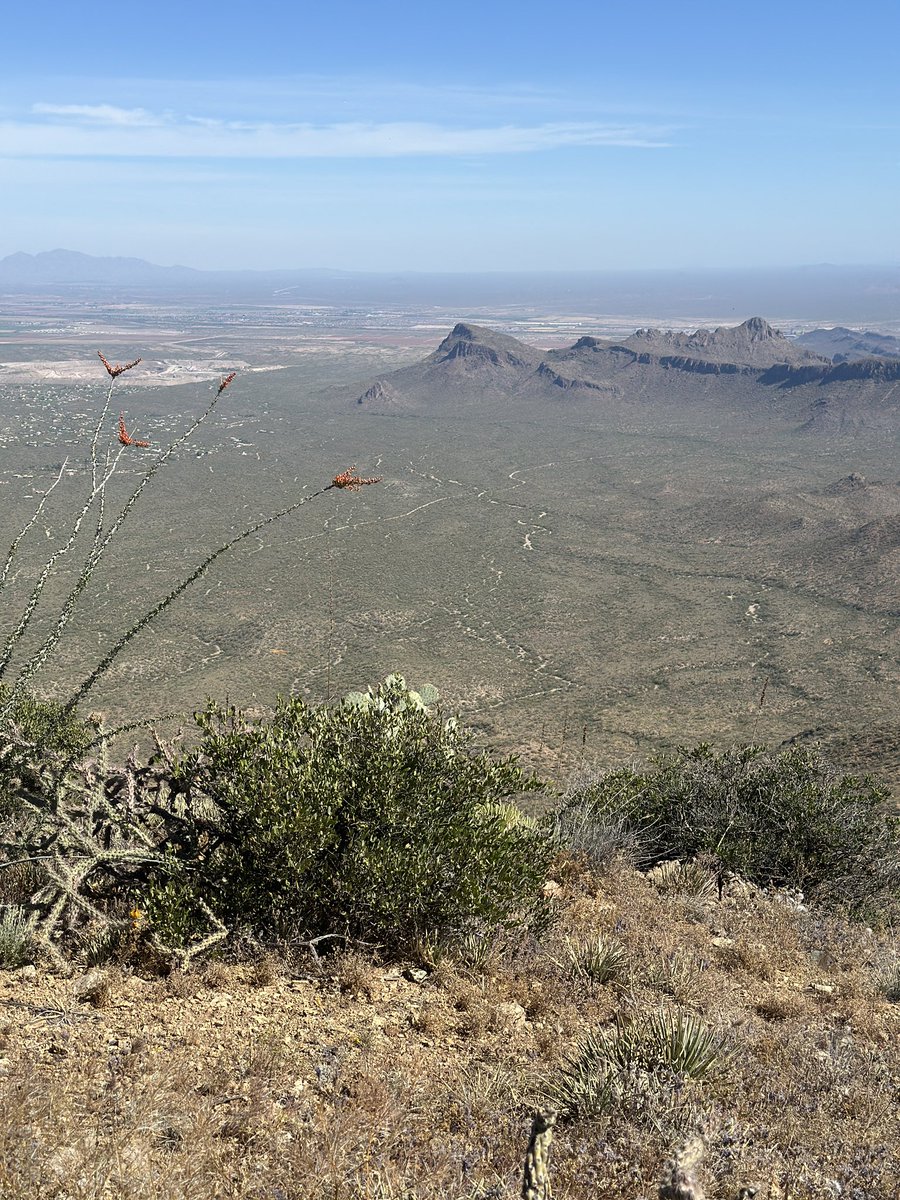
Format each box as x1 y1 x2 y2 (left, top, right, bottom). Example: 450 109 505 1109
795 326 900 362
4 249 900 322
0 249 349 288
0 249 203 286
352 318 900 434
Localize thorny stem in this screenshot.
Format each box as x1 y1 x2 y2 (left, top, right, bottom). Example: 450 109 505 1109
0 371 118 688
0 448 129 694
2 357 380 720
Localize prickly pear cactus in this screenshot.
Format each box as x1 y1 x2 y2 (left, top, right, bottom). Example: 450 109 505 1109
343 674 439 714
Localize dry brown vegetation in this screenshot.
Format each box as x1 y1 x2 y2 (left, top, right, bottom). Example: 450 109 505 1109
1 854 897 1200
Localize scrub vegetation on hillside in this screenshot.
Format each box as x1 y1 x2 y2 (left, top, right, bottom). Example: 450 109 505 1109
1 358 898 1198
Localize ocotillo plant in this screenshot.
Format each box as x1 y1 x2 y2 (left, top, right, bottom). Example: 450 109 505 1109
0 354 382 717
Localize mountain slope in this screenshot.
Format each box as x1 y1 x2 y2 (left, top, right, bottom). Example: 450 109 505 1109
614 316 827 368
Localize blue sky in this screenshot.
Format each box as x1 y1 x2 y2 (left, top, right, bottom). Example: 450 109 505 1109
1 0 898 271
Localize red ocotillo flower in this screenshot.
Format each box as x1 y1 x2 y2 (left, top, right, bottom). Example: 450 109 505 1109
327 466 383 492
217 372 237 396
98 351 142 378
117 412 151 448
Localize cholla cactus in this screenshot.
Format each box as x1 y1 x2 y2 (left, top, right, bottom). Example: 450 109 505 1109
522 1108 557 1200
659 1135 707 1200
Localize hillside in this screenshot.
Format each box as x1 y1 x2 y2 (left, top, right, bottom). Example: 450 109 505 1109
612 316 825 368
1 853 897 1199
1 309 897 800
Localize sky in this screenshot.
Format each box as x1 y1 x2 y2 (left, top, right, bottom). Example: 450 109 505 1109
1 0 898 272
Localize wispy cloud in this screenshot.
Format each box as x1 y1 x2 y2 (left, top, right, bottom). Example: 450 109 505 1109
31 103 164 126
3 103 673 158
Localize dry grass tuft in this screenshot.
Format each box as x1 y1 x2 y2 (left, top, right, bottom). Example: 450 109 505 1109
329 949 379 1001
249 952 281 988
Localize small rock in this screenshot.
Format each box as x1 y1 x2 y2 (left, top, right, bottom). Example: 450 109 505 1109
809 982 835 996
403 968 429 984
497 1001 528 1028
542 880 563 900
711 936 734 949
73 968 110 1006
17 964 37 982
808 949 836 971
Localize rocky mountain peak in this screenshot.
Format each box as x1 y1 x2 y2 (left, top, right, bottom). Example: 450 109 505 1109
431 323 541 371
740 316 777 340
617 317 824 369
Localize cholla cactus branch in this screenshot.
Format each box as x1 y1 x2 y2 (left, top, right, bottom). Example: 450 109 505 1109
151 896 229 970
3 737 170 971
522 1109 557 1200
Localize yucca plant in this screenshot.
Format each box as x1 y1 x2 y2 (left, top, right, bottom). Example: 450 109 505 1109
0 905 35 967
550 1009 729 1120
644 947 703 1002
648 858 718 900
559 933 630 986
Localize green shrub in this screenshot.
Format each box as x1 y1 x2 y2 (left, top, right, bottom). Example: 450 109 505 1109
0 685 94 821
564 745 899 916
162 676 553 955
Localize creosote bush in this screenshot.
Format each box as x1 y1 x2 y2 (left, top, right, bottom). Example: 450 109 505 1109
152 675 553 957
564 745 900 918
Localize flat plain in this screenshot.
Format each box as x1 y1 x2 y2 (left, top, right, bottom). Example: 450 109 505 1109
1 295 897 794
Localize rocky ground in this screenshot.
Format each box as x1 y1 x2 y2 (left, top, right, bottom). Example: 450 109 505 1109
1 856 898 1199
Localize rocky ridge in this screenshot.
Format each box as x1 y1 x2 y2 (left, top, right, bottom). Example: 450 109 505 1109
352 318 900 433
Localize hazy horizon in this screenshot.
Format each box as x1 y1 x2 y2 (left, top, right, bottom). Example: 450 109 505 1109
4 248 900 276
